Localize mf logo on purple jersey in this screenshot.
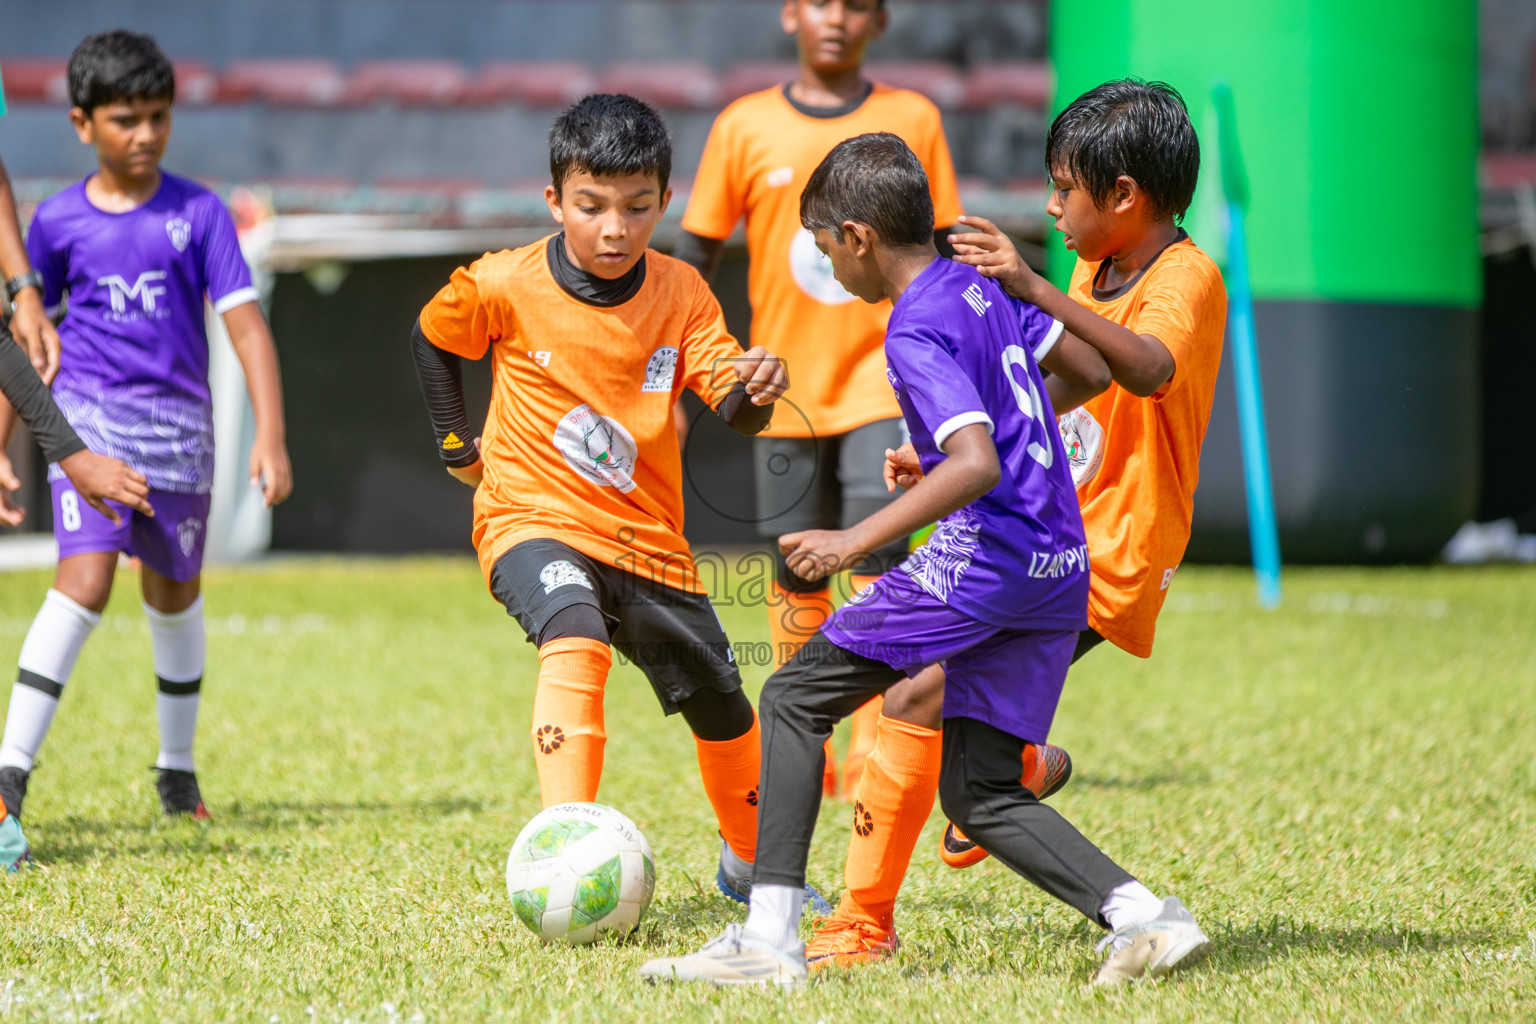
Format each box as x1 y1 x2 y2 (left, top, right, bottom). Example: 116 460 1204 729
97 271 168 318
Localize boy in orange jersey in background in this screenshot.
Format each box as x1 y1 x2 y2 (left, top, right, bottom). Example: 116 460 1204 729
410 94 831 913
808 78 1227 969
674 0 962 802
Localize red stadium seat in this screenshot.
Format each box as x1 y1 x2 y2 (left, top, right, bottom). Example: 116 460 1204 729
964 62 1051 111
173 59 219 105
219 59 346 105
865 61 966 109
342 60 468 106
596 62 719 109
464 61 595 106
720 62 800 103
1483 152 1536 190
0 57 70 103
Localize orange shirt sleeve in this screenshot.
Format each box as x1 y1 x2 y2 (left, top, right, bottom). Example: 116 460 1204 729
1136 261 1222 401
677 277 747 409
680 107 746 242
919 103 964 229
419 258 499 360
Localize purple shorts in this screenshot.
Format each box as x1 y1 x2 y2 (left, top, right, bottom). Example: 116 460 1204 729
822 568 1077 744
50 475 210 582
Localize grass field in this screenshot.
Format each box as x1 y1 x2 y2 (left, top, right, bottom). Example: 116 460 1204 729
0 556 1532 1022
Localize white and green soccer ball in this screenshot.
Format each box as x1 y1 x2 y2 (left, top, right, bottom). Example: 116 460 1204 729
505 802 655 945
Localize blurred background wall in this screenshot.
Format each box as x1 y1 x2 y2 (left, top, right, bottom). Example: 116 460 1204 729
2 0 1533 563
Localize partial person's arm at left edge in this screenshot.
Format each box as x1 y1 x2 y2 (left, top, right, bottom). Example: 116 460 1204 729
0 332 153 526
780 423 999 582
222 301 293 507
0 154 61 383
0 322 82 464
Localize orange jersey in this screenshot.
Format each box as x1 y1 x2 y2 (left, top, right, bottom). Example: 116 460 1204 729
682 83 963 437
419 237 749 593
1057 235 1227 657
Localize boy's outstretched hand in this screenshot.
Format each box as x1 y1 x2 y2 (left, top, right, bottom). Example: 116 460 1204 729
883 442 923 492
56 449 154 525
732 346 788 405
250 435 293 508
779 528 863 584
949 215 1040 304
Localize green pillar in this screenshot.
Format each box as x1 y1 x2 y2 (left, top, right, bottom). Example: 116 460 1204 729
1049 0 1480 561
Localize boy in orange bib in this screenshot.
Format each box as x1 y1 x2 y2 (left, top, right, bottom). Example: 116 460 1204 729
410 94 828 913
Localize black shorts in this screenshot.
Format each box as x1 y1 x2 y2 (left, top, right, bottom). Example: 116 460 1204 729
489 539 743 714
752 417 909 579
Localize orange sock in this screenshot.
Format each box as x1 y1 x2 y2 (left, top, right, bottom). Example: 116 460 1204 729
768 581 837 794
836 714 942 930
529 637 611 808
694 710 760 862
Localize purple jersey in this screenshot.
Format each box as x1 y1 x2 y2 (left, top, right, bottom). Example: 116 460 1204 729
883 258 1088 631
26 173 257 493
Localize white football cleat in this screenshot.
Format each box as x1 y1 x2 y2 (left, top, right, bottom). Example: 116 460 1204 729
638 923 809 988
1093 896 1212 986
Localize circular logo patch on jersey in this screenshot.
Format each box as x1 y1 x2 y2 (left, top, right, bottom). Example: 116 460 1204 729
642 346 677 393
553 404 640 492
787 227 857 306
1058 407 1105 488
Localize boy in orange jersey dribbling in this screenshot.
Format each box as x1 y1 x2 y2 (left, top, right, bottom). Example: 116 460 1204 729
676 0 967 803
409 94 829 914
807 79 1227 971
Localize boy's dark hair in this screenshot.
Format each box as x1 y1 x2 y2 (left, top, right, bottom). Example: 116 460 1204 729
549 93 672 197
800 132 933 247
68 30 175 113
1045 78 1199 223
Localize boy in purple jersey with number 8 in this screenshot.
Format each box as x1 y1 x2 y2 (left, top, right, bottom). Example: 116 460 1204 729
0 31 291 858
641 134 1211 987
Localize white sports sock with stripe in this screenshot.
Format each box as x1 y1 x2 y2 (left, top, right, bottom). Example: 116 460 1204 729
147 596 205 773
0 589 100 772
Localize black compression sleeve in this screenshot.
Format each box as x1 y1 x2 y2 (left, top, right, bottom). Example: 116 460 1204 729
672 231 726 285
713 380 774 436
410 317 479 468
0 327 86 464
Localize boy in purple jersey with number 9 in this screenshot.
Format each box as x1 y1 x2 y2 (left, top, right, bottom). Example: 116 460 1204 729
0 31 291 858
641 134 1210 987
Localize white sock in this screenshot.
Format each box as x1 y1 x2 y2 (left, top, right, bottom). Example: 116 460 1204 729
1100 880 1165 932
720 839 752 876
744 883 804 953
146 597 205 773
0 589 100 772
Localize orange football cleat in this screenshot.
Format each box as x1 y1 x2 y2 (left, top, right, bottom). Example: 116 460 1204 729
805 914 899 970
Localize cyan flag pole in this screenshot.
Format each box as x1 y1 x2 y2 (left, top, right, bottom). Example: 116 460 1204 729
1212 81 1281 607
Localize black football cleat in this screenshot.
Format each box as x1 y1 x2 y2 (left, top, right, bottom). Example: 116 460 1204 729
154 768 211 820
